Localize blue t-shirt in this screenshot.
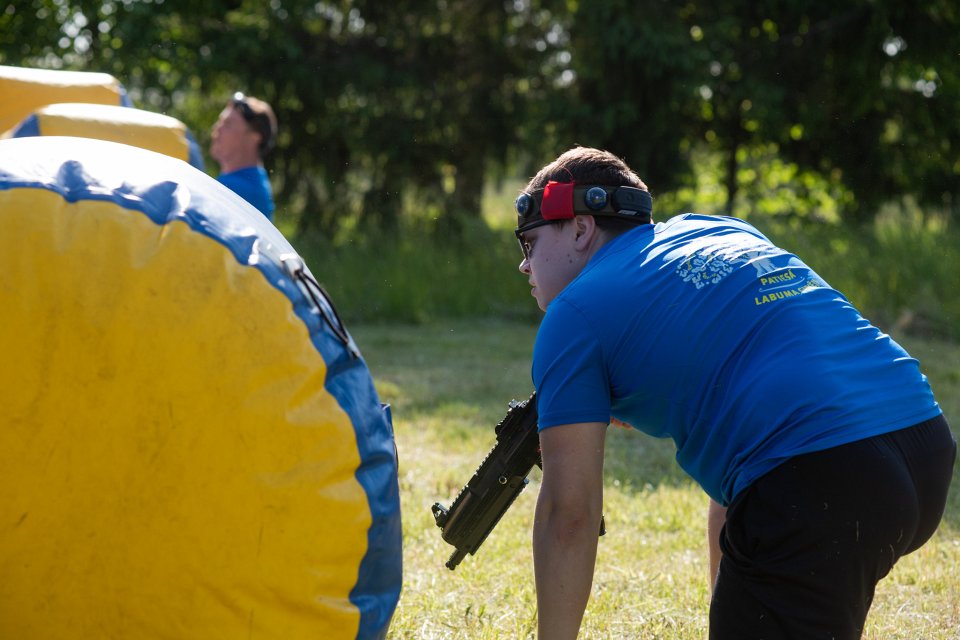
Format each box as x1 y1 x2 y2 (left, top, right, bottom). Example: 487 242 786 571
532 214 941 505
217 166 275 220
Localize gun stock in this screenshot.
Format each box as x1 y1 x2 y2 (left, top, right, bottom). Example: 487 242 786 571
431 393 541 570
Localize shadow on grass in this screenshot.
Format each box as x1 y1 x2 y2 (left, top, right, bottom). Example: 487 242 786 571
352 318 539 425
603 424 960 530
603 427 693 493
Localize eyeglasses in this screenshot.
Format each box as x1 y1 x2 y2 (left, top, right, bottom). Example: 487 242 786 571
231 92 257 122
514 227 542 261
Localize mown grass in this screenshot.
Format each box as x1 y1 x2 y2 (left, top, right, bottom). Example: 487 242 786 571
348 320 960 639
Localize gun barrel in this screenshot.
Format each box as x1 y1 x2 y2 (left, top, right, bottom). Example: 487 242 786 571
445 548 468 570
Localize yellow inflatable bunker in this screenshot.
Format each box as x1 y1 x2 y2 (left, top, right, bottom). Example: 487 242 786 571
0 137 401 639
0 64 133 135
6 102 205 170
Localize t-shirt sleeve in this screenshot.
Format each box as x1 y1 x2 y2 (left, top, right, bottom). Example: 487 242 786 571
533 298 612 430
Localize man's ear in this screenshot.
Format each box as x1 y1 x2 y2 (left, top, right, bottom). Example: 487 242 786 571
249 130 265 151
573 214 598 248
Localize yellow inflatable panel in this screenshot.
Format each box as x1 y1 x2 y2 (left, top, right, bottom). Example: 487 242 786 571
7 102 205 169
0 137 401 639
0 64 132 135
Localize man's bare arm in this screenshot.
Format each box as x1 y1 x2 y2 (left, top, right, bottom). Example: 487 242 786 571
707 498 727 592
534 421 607 639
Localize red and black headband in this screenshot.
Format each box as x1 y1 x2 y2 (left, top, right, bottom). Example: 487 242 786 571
515 181 653 234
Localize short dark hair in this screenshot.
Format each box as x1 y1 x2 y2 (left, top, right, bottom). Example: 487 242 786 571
524 147 648 193
231 92 278 155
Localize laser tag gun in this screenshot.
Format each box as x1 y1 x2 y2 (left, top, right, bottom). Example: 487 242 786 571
431 393 541 570
431 393 606 570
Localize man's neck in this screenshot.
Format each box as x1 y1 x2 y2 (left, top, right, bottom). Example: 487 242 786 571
219 158 261 175
216 146 262 174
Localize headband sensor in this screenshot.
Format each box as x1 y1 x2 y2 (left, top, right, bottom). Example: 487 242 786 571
515 180 653 233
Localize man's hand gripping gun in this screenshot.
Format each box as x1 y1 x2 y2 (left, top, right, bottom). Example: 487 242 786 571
431 392 605 570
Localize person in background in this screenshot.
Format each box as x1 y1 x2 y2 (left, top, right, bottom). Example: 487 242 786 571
210 92 277 220
514 146 956 639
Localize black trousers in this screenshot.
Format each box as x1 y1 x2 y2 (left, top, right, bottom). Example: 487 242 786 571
710 414 956 640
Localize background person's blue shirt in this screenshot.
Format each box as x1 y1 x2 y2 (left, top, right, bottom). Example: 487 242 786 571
532 214 941 505
217 166 274 221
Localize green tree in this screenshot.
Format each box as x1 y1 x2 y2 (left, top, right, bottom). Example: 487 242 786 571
3 0 957 231
521 0 700 197
678 0 960 221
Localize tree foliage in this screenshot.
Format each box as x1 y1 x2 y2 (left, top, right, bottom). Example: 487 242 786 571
1 0 957 235
677 0 960 220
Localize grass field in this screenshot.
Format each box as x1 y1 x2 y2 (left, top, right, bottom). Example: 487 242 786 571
349 319 960 639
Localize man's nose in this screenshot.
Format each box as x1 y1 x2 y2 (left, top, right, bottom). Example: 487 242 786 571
518 257 530 273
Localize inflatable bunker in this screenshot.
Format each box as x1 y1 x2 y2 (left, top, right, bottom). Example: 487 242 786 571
0 64 133 135
5 102 205 170
0 136 401 639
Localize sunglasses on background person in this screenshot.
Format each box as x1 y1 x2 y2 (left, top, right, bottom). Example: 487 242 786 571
231 92 274 152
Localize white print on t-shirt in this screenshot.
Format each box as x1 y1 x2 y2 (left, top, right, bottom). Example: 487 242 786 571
673 237 781 289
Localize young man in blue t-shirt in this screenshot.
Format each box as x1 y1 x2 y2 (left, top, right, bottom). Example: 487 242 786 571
515 146 956 639
210 92 277 220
